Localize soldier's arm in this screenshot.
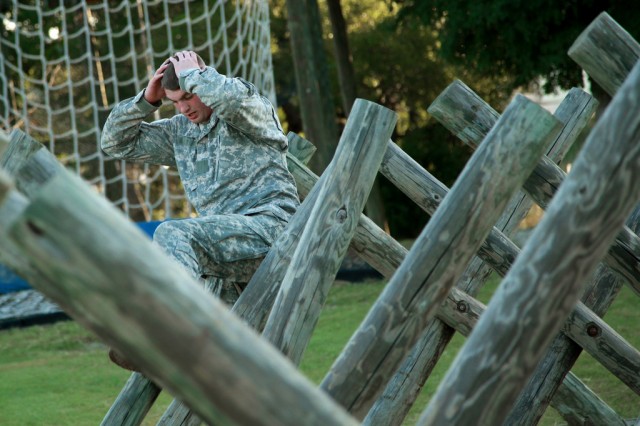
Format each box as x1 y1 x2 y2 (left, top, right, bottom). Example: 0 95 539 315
180 67 287 149
101 91 177 167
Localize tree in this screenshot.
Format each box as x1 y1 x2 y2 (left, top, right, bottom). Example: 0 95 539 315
326 0 389 231
285 0 340 174
396 0 640 94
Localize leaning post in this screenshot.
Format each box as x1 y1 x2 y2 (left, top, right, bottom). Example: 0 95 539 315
322 94 560 417
419 58 640 426
261 99 397 366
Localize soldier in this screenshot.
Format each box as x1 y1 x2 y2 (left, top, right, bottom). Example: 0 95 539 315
101 50 300 370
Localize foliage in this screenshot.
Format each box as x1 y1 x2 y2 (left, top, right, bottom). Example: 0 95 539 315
270 0 515 238
396 0 640 93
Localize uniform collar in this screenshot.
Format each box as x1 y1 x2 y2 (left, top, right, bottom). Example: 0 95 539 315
184 113 219 139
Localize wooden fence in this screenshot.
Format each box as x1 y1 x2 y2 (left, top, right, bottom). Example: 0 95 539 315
0 11 639 426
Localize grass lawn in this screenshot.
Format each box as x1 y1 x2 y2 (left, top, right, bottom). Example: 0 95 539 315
0 276 638 425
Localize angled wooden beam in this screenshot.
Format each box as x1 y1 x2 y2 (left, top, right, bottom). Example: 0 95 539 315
419 58 640 426
429 79 640 299
0 167 359 426
569 12 640 98
366 86 597 425
262 99 397 365
322 94 560 415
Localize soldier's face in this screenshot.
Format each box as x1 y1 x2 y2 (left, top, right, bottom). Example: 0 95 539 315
165 89 213 124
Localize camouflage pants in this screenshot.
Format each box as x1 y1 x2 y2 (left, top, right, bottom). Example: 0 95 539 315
153 213 285 305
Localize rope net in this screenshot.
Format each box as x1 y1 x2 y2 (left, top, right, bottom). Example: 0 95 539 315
0 0 275 221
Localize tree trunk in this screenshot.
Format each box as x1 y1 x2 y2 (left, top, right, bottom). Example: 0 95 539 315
326 0 389 232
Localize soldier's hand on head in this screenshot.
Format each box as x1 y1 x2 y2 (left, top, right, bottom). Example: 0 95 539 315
144 60 170 104
170 51 203 76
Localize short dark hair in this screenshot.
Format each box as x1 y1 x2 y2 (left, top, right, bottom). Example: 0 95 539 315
161 53 206 91
161 62 180 90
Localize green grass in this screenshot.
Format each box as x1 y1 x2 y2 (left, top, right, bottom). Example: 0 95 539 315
0 277 638 425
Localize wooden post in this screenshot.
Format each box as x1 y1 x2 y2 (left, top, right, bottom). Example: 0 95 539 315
100 374 162 426
108 133 318 425
429 80 640 298
431 283 630 426
552 373 628 426
321 95 560 417
0 130 8 158
365 86 597 425
0 129 42 175
0 167 359 426
261 99 397 365
419 59 640 426
568 12 640 98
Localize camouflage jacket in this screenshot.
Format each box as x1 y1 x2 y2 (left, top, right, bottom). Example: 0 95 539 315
101 67 300 223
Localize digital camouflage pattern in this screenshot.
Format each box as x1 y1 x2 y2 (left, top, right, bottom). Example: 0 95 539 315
101 66 300 304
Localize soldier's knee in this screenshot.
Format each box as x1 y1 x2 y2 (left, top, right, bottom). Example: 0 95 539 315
153 220 190 250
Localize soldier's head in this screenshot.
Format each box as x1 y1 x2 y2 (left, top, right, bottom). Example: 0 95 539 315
162 53 211 124
161 53 206 90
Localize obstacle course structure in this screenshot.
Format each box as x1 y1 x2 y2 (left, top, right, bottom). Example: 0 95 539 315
0 11 639 426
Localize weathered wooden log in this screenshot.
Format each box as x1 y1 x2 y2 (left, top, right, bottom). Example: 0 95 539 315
507 266 625 425
154 105 384 425
0 130 8 158
434 287 628 426
436 20 640 425
156 399 201 426
568 12 640 98
552 373 628 426
113 135 315 426
100 373 161 426
261 99 397 365
0 129 166 426
419 59 640 426
433 273 640 399
429 79 640 298
321 94 560 416
0 129 42 174
0 167 359 426
365 87 597 425
412 79 628 425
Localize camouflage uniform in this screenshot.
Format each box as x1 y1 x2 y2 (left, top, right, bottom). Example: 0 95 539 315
101 67 299 305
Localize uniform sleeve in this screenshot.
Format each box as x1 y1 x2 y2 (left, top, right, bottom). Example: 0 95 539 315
101 90 177 167
179 67 288 150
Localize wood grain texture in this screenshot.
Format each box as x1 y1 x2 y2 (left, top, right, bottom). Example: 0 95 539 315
1 169 358 426
0 129 43 175
100 373 161 426
321 94 560 417
366 84 596 425
429 80 640 298
569 12 640 97
419 60 640 426
156 399 202 426
0 130 8 159
262 99 397 365
552 373 628 426
287 132 317 166
153 123 322 426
